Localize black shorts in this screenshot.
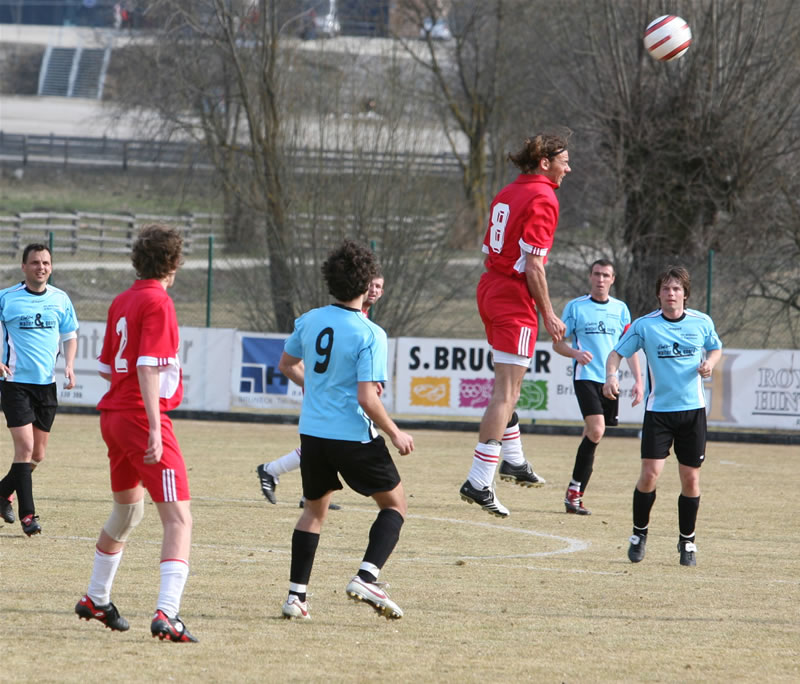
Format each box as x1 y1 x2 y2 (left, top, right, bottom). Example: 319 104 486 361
299 433 402 501
641 409 707 467
0 381 58 431
574 380 619 427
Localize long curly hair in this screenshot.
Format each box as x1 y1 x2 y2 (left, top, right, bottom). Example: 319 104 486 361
131 223 184 279
322 240 378 302
508 131 571 173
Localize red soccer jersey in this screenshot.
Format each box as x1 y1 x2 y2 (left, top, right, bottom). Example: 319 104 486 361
481 174 560 278
97 279 183 412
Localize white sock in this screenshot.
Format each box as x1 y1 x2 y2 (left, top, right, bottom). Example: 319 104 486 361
467 442 502 489
569 479 582 492
157 559 189 619
267 448 301 477
359 562 380 582
500 422 526 466
87 546 123 606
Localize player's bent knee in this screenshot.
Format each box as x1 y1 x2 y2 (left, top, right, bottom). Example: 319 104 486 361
103 499 145 542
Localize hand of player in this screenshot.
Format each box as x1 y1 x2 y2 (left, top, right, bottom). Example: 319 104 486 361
545 314 567 343
630 380 644 407
144 429 163 464
0 362 10 379
603 377 620 400
64 366 76 390
576 351 593 366
697 360 713 378
390 430 415 456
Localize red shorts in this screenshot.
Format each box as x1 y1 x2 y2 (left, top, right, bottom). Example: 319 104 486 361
476 270 539 357
100 411 190 503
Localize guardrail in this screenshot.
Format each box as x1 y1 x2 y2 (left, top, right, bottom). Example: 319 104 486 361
0 131 464 175
0 211 224 257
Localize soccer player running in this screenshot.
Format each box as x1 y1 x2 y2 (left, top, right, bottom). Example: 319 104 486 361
553 259 643 515
278 241 413 620
603 266 722 567
0 244 78 536
256 274 386 509
76 224 197 642
459 133 570 517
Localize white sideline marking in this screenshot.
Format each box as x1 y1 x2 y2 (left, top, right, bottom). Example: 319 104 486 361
407 514 589 559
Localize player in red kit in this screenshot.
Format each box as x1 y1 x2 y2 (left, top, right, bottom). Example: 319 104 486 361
75 224 197 642
460 133 571 517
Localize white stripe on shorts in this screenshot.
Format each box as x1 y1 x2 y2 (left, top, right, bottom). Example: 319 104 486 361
162 469 177 502
517 326 531 356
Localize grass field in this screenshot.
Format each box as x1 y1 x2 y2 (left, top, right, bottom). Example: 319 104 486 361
1 414 798 683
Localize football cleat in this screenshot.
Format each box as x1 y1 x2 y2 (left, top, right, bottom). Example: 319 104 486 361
75 595 130 631
0 497 14 524
299 497 341 510
459 480 509 518
256 464 278 504
282 594 311 620
346 576 403 620
21 514 41 536
564 488 592 515
628 534 647 563
498 460 546 487
678 540 697 567
151 610 198 643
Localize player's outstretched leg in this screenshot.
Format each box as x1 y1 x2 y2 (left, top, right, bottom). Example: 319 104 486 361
346 576 403 620
150 610 198 642
75 595 130 631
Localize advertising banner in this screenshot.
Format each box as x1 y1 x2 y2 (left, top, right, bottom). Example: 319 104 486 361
57 321 234 411
394 338 799 430
231 331 396 412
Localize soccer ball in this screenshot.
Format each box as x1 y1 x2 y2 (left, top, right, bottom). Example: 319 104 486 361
643 15 692 62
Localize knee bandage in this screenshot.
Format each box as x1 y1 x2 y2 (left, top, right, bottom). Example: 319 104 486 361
103 499 145 542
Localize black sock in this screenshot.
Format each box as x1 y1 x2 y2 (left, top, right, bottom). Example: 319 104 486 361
0 466 15 500
632 488 656 535
359 508 404 580
571 436 598 490
289 529 320 596
678 494 700 541
12 463 34 518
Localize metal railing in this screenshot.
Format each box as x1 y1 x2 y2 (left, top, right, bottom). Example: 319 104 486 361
0 131 464 175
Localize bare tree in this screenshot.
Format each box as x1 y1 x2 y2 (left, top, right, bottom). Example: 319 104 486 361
533 0 800 332
111 0 471 332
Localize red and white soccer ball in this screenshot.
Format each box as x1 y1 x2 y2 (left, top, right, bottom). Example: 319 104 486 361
643 15 692 62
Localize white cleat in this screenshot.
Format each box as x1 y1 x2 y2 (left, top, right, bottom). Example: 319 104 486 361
282 594 310 620
346 576 403 620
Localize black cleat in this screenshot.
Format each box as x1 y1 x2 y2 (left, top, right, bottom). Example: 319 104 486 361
299 497 341 510
256 464 278 504
75 595 130 631
564 489 592 515
628 534 647 563
0 497 14 524
499 460 546 487
459 480 509 517
151 610 198 643
21 514 41 536
678 540 697 566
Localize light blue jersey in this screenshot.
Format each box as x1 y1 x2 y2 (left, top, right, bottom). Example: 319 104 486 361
562 294 632 383
0 282 79 385
614 308 722 412
284 303 387 442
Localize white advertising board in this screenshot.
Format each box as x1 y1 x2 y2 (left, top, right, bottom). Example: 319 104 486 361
57 321 234 412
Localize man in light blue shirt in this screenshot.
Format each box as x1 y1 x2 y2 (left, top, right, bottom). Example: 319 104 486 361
605 266 722 567
0 244 78 536
278 240 414 621
553 259 643 515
